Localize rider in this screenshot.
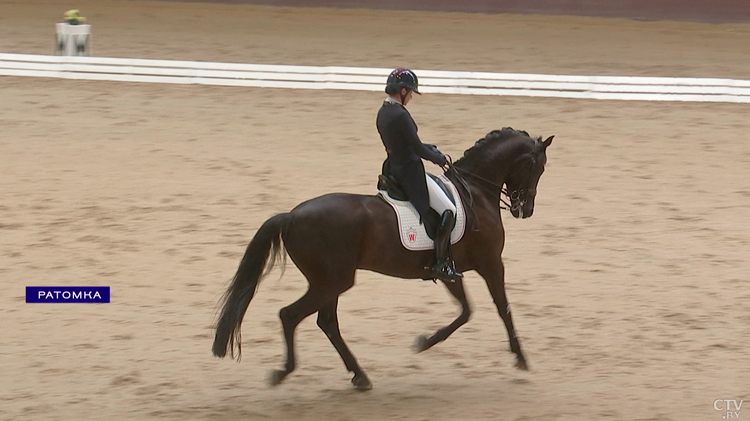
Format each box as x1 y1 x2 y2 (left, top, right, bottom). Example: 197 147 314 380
376 68 463 283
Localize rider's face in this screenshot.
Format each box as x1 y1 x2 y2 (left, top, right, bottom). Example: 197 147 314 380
401 88 414 105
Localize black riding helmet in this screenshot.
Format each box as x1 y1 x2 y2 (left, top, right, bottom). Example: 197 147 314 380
385 68 421 96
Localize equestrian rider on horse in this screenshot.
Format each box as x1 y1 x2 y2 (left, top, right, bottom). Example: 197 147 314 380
376 68 463 283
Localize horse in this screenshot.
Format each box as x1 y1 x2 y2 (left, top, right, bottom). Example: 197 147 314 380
212 127 553 391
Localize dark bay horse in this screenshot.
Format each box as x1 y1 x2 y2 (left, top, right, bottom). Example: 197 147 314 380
212 127 553 391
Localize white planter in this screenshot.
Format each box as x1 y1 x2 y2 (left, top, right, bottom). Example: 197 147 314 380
55 23 91 56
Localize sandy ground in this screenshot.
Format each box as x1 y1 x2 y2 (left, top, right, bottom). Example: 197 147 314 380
1 1 749 420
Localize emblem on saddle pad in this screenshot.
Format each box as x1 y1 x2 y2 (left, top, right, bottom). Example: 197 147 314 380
378 174 466 251
406 227 418 244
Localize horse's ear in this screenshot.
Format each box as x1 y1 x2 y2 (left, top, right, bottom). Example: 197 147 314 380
543 135 554 148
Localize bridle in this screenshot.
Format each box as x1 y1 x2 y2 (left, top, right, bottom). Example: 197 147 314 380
504 155 539 214
449 154 538 214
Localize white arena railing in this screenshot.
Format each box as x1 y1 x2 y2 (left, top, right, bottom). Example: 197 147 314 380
1 53 749 103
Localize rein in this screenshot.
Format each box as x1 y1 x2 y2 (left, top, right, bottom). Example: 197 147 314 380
443 157 479 230
446 138 542 222
452 166 515 211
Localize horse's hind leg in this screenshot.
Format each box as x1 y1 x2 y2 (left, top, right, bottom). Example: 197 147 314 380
415 279 472 353
317 299 372 391
270 288 332 386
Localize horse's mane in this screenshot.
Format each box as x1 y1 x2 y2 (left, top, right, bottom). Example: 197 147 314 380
455 127 539 165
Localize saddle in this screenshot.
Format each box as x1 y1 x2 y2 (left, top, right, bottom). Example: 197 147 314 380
376 174 456 205
377 175 408 201
377 173 465 251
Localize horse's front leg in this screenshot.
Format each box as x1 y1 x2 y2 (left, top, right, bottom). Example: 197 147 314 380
415 279 471 353
317 298 372 391
476 259 528 370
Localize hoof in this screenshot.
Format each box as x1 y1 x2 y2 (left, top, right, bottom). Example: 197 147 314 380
352 374 373 391
515 357 529 371
414 335 430 353
269 370 287 386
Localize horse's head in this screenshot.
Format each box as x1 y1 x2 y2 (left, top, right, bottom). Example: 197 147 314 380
506 135 553 219
454 128 554 219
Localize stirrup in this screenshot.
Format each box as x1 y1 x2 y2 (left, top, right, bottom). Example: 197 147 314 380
430 262 463 283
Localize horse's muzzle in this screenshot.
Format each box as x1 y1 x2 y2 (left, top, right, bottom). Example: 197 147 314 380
511 199 534 219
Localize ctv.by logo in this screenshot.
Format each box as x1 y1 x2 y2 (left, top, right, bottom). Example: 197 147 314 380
715 399 743 419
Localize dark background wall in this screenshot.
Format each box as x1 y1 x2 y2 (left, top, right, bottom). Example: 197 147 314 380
170 0 750 23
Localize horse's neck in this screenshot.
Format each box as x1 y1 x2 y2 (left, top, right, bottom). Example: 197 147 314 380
450 163 504 200
455 136 532 193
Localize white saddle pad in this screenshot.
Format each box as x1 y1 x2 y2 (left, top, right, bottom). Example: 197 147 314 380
377 174 466 251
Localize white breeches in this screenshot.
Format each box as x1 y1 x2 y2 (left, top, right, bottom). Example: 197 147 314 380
425 174 456 215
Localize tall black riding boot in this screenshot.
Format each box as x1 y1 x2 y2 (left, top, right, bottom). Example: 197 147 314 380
430 210 463 282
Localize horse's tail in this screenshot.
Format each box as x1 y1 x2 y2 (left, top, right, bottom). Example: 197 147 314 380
212 213 290 360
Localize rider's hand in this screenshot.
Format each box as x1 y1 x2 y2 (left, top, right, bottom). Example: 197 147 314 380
436 152 448 167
